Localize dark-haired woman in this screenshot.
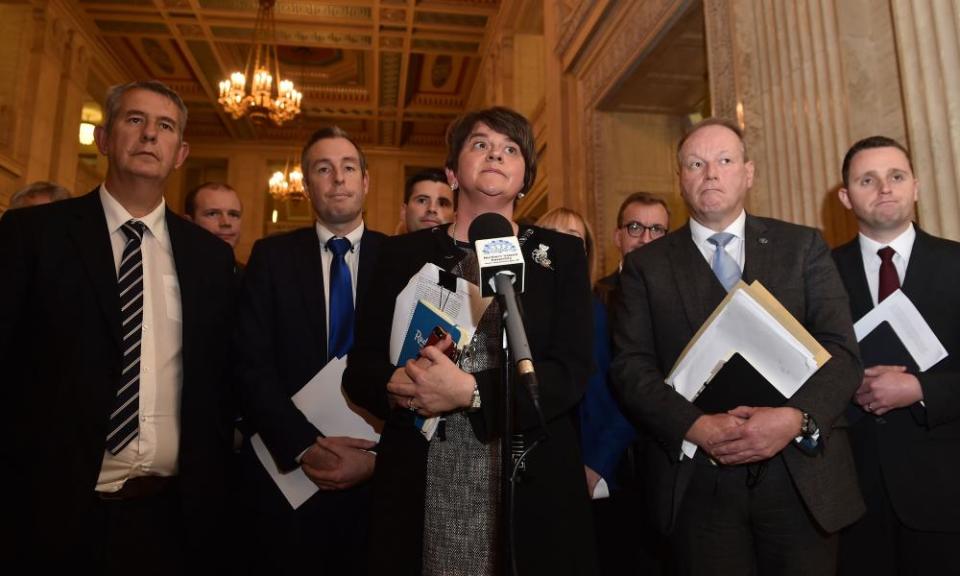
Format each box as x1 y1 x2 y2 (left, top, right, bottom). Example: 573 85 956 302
344 107 597 575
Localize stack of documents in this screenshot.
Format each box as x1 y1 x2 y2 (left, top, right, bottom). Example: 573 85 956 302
666 281 831 458
390 262 491 440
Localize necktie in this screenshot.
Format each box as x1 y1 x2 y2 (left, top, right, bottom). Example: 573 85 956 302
106 220 146 455
708 232 742 291
327 237 354 359
877 246 900 302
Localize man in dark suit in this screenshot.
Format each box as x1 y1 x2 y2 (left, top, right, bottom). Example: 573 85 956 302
235 126 386 575
0 80 236 574
833 136 960 575
610 118 864 576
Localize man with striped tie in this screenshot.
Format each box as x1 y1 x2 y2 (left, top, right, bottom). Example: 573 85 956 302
0 80 236 574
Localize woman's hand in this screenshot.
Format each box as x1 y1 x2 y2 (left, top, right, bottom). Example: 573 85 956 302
386 334 475 417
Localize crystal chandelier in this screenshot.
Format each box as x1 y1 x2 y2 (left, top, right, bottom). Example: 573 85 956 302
218 0 302 125
268 159 306 201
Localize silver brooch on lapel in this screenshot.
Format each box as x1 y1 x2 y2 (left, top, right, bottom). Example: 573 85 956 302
532 243 553 270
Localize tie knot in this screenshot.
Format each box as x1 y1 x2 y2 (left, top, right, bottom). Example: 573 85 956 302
878 246 896 263
708 232 736 248
122 220 145 243
327 236 352 257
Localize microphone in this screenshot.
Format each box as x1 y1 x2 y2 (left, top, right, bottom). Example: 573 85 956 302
469 212 525 298
468 213 546 434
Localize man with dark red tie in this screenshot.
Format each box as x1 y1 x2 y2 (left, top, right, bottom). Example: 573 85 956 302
833 135 960 575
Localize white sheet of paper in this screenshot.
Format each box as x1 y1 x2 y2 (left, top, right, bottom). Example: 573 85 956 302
253 356 383 509
853 289 948 372
667 285 824 459
250 433 317 509
291 356 381 442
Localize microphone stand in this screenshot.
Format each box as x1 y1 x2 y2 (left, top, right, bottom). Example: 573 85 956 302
500 318 515 576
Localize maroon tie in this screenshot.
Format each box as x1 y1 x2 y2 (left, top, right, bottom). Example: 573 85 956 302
877 246 900 302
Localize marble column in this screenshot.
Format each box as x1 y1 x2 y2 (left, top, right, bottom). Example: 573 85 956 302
50 30 90 191
22 7 69 184
705 0 860 245
891 0 960 241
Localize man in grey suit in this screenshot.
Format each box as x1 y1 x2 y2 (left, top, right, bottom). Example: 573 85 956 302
610 118 864 576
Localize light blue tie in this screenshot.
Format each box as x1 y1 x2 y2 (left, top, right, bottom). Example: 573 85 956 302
708 232 741 291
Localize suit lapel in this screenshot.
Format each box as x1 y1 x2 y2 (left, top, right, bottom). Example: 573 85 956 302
741 214 772 285
901 227 932 302
295 228 327 353
68 190 122 348
670 225 716 332
835 238 874 321
167 210 196 365
356 229 378 302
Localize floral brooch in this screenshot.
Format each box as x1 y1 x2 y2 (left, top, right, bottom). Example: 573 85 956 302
531 243 553 270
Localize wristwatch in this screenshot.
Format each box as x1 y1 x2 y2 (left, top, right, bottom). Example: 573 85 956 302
467 383 481 412
800 411 819 437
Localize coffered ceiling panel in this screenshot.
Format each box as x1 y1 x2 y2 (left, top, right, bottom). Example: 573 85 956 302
73 0 500 149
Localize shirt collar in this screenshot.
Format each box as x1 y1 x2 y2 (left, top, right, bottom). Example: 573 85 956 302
315 220 365 252
689 209 747 246
858 222 916 262
99 183 169 246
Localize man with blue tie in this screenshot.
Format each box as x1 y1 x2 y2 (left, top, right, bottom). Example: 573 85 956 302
610 118 864 575
235 126 386 574
0 80 237 574
833 136 960 575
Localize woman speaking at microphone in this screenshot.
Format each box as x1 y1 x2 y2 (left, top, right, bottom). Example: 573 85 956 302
343 107 596 575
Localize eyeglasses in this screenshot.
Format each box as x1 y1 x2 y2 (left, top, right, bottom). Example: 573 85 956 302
621 221 668 239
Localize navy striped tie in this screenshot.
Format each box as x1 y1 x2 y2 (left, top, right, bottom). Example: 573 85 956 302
106 220 146 455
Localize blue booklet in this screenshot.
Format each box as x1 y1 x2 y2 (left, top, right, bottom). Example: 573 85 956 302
397 300 467 441
397 300 463 365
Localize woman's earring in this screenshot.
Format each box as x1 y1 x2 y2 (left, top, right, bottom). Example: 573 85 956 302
518 192 526 199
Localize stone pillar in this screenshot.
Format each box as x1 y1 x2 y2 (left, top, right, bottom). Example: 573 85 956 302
891 0 960 241
22 7 69 184
50 30 90 191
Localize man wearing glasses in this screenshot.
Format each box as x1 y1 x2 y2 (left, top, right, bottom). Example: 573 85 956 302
598 192 670 304
613 193 671 260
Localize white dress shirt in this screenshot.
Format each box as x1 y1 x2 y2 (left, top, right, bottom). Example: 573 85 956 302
689 209 747 272
857 224 916 307
97 185 182 492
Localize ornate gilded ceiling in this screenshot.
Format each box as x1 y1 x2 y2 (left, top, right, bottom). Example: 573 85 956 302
74 0 499 148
